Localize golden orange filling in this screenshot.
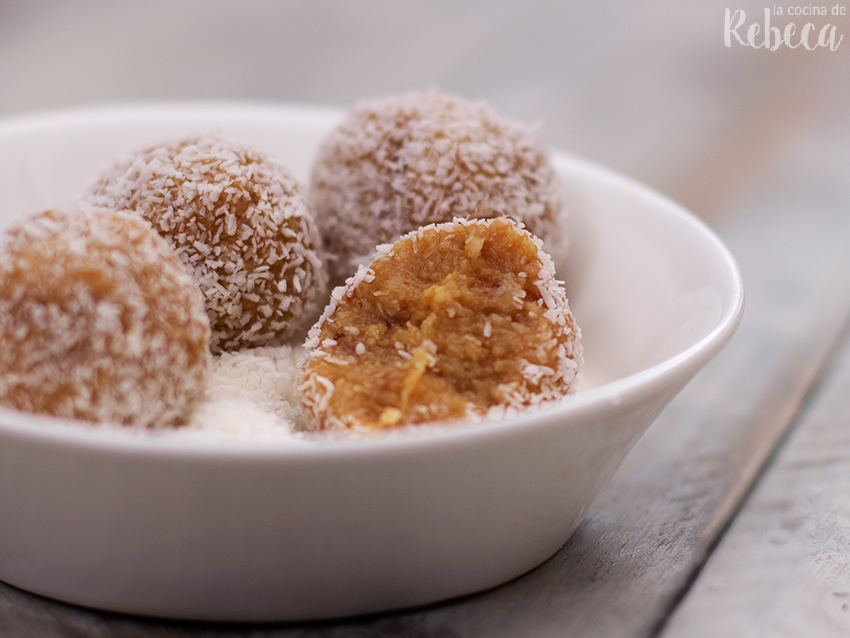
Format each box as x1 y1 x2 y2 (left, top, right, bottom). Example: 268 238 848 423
300 217 581 430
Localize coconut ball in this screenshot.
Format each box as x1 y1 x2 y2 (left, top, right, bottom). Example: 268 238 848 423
0 207 211 428
85 135 327 353
309 89 563 283
299 217 582 431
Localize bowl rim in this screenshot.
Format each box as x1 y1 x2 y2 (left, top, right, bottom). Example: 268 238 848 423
0 101 745 459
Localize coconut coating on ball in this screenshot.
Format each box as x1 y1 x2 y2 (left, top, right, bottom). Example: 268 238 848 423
86 135 327 353
0 207 211 428
309 90 564 283
299 217 582 431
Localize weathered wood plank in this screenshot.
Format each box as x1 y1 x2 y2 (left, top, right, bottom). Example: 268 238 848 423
660 327 850 638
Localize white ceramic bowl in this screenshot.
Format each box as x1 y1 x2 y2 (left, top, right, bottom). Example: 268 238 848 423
0 103 743 621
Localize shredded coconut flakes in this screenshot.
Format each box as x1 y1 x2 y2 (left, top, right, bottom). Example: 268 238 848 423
309 89 564 282
85 135 328 353
0 207 212 428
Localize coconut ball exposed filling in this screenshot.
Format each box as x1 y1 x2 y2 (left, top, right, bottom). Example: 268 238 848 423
85 135 327 353
0 207 212 428
310 89 564 283
299 217 582 430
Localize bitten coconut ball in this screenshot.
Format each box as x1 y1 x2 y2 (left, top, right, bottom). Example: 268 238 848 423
299 217 582 431
309 89 564 283
86 135 327 353
0 207 212 428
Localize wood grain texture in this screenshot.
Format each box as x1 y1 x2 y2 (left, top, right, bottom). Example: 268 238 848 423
661 330 850 638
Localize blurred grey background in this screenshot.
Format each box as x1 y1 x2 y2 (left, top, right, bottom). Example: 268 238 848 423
1 0 846 225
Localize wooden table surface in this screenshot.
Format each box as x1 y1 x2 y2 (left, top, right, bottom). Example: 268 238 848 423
1 1 849 636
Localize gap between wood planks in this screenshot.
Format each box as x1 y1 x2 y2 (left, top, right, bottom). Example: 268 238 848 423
651 311 850 638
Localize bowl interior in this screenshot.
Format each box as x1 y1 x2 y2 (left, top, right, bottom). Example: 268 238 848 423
553 155 740 390
0 103 743 440
0 103 744 621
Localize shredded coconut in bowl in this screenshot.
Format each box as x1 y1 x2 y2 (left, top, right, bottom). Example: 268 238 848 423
183 345 309 439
